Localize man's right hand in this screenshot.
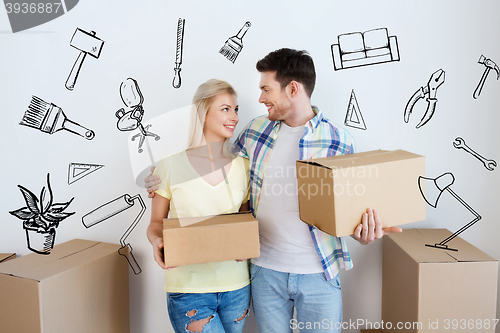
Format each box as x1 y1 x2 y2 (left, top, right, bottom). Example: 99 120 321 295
145 166 161 198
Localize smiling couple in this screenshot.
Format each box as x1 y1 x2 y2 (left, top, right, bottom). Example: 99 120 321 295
146 48 401 333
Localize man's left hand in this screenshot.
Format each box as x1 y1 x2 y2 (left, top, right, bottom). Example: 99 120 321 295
351 208 402 245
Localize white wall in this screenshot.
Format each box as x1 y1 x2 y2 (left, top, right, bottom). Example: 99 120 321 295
1 1 499 332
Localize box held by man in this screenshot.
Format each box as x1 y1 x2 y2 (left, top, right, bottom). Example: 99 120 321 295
296 149 425 237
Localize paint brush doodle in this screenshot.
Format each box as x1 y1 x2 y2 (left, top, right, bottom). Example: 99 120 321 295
20 96 95 140
66 28 105 91
82 194 146 274
219 21 251 63
331 27 399 71
115 78 160 153
9 174 75 255
344 90 366 130
173 18 185 89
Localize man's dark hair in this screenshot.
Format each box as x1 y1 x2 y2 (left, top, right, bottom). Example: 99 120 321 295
256 48 316 98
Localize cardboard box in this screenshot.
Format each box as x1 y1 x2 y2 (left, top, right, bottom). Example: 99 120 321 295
360 330 383 333
0 239 129 333
382 229 498 333
296 149 425 237
0 253 16 263
163 212 260 267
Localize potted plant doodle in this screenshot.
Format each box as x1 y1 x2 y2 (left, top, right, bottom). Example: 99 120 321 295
9 174 75 255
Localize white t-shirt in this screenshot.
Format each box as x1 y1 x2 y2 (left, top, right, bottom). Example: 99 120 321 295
252 123 323 274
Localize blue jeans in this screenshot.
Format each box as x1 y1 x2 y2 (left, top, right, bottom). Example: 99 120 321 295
250 263 342 333
167 284 250 333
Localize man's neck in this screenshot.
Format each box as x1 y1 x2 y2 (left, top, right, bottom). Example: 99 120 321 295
282 100 315 127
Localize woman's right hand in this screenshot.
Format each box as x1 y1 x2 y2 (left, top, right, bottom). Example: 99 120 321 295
152 237 178 270
145 166 161 198
152 237 167 269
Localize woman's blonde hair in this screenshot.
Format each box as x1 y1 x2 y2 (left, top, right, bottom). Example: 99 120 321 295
188 79 237 158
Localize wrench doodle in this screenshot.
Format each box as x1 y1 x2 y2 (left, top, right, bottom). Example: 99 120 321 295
453 137 496 171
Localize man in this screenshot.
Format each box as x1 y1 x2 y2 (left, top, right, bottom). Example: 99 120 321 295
146 48 401 332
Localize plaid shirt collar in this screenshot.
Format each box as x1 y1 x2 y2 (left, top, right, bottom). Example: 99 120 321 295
271 105 323 132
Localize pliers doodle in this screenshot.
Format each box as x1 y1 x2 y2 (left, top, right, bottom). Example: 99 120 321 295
404 69 445 129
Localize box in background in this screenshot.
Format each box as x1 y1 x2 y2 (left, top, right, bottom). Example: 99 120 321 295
0 239 129 333
296 149 426 237
360 330 383 333
0 253 16 263
163 212 260 267
382 229 498 333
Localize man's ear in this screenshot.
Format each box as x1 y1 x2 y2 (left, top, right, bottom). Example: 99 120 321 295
288 81 300 98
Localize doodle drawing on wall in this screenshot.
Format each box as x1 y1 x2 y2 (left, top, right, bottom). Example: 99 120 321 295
473 55 499 99
116 78 160 153
65 28 104 91
453 137 496 171
219 21 251 63
173 18 185 89
331 27 399 71
20 96 95 140
82 194 146 274
418 172 481 252
344 90 366 130
9 174 75 255
404 69 445 129
68 163 104 185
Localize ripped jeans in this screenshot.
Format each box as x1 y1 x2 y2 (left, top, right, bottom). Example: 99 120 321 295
167 284 250 333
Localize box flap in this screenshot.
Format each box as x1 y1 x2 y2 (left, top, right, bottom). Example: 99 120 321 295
0 239 121 281
297 149 422 170
164 212 256 229
0 253 16 263
387 229 496 263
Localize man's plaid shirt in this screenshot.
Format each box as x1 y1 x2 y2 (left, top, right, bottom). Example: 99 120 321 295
232 107 355 280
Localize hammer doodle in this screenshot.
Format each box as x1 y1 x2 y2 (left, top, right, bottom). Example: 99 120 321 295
331 27 400 71
115 78 160 153
65 28 105 91
344 90 367 130
404 69 445 129
82 194 146 274
9 174 75 255
172 18 185 89
219 21 251 63
20 95 95 140
453 137 496 171
473 55 499 99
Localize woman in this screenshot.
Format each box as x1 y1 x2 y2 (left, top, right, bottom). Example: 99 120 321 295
147 79 251 333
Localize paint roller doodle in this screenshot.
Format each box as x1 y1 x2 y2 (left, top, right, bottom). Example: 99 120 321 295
19 96 95 140
82 194 146 275
116 78 160 154
66 28 105 91
219 21 251 63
